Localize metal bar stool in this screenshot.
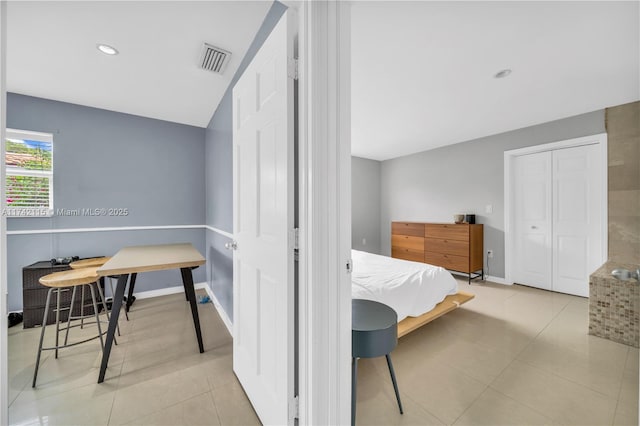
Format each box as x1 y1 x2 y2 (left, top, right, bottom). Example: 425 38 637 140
32 267 109 387
70 257 129 325
352 299 403 425
72 257 135 316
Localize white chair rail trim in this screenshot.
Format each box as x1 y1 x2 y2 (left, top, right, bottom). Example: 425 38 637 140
7 224 233 237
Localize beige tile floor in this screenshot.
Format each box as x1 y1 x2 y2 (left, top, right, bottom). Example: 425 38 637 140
8 281 639 425
355 279 639 426
8 290 260 426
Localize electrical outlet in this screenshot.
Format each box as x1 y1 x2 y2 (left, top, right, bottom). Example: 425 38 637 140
362 238 366 245
487 250 494 258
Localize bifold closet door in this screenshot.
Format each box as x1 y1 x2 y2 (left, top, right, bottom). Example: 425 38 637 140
513 144 602 297
513 151 552 291
552 144 602 297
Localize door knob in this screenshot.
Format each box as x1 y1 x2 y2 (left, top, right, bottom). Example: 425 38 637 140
224 241 238 250
531 226 538 229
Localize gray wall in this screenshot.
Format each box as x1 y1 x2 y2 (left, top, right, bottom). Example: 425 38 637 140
7 93 206 311
380 110 606 279
205 1 287 321
352 156 381 254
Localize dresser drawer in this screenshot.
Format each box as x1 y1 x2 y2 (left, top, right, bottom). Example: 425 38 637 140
392 247 425 263
392 222 425 237
425 224 468 241
424 252 469 272
425 237 468 257
392 235 424 251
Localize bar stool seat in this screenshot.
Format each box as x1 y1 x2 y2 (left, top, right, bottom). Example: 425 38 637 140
352 299 404 425
33 267 109 387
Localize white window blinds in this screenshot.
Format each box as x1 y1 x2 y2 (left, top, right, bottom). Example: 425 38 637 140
5 129 53 217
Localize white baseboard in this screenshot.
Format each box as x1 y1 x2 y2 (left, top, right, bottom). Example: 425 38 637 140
200 284 233 337
133 281 233 337
133 284 194 300
450 271 511 285
484 275 511 285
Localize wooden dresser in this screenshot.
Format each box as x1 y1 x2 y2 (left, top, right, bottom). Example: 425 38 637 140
391 222 484 283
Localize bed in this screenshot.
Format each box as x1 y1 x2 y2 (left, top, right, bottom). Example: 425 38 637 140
351 249 475 337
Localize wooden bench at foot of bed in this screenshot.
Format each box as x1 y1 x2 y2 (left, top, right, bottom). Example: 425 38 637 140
397 291 475 338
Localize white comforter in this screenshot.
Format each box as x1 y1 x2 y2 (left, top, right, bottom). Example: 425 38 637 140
351 249 458 322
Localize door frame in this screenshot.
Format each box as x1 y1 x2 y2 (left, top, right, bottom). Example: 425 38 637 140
504 133 608 287
284 1 352 424
1 2 8 425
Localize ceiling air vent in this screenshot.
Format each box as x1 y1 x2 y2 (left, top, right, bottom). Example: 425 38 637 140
199 43 231 74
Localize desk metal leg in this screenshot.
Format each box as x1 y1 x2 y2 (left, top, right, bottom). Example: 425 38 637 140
126 273 137 313
98 274 128 383
181 267 204 353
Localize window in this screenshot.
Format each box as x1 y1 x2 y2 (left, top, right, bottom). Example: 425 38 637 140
5 129 53 217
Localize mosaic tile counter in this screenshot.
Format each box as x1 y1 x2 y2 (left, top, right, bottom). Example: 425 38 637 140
589 261 640 348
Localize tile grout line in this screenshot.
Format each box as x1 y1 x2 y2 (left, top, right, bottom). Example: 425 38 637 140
449 383 491 425
107 317 133 426
487 297 621 424
430 283 543 424
9 292 239 426
490 387 555 423
514 349 627 401
353 358 450 424
207 384 224 426
106 356 125 425
8 351 51 409
119 388 214 425
512 298 627 402
445 283 602 425
455 289 573 424
610 347 631 425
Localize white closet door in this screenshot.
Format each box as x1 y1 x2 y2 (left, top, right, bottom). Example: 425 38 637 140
552 144 602 297
513 151 552 290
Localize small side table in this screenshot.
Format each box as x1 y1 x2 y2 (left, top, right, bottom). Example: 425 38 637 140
352 299 403 425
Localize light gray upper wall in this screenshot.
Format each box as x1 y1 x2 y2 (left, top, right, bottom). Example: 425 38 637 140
205 1 287 320
352 156 381 254
7 93 205 230
380 110 605 278
6 93 206 311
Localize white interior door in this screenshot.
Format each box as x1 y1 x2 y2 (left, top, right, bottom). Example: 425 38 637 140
513 151 552 290
552 144 602 297
231 10 295 425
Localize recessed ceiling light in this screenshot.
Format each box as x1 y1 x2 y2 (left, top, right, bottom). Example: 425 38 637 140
96 44 119 56
494 69 512 79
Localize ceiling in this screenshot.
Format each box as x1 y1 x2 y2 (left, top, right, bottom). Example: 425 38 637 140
6 1 272 128
351 1 640 160
6 2 639 159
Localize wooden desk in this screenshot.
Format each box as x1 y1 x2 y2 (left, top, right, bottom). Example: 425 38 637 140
95 243 206 383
